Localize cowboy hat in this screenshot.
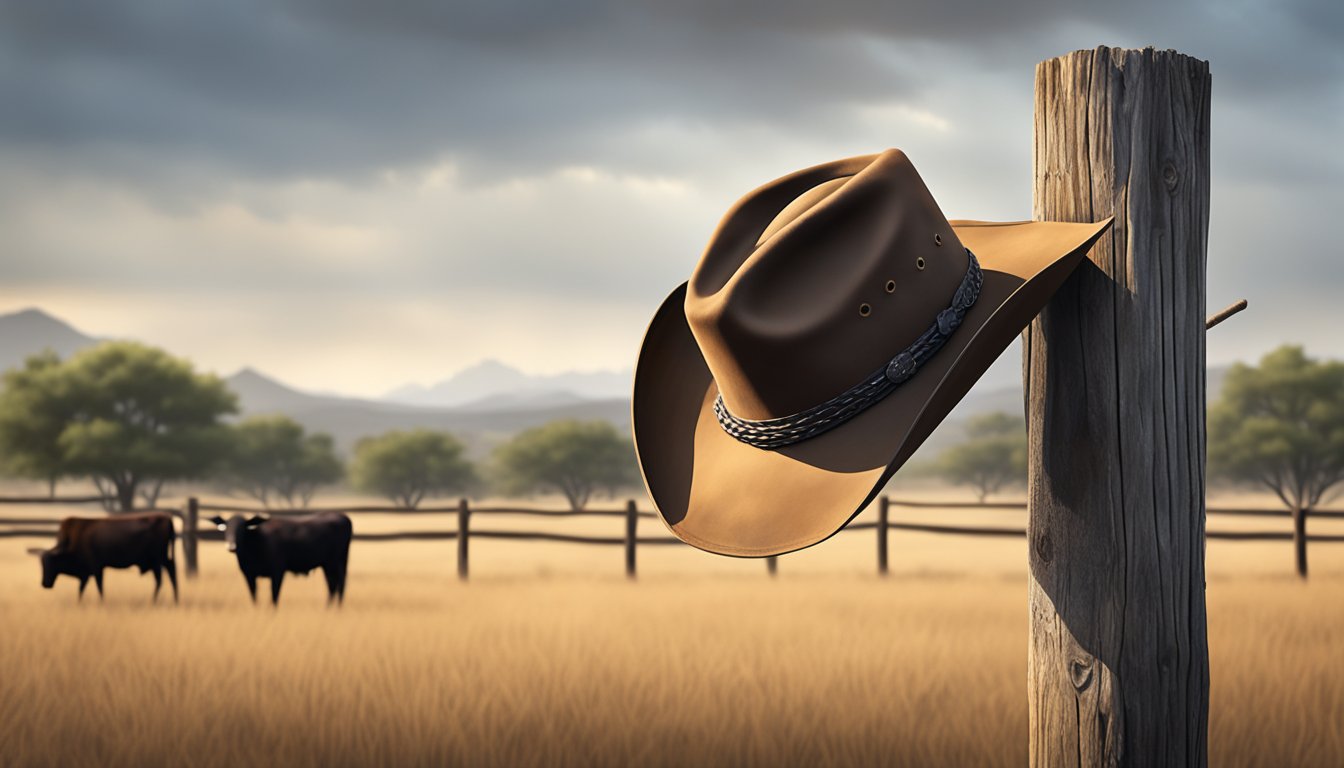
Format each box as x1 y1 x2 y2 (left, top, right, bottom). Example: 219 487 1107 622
632 149 1112 557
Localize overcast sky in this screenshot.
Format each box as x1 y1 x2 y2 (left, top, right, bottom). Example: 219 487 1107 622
1 1 1340 397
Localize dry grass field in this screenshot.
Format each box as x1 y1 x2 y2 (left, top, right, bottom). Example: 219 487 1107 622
1 489 1342 767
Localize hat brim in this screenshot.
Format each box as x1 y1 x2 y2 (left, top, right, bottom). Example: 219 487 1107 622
632 218 1112 557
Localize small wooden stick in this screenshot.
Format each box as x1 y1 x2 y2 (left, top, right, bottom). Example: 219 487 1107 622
1205 299 1247 330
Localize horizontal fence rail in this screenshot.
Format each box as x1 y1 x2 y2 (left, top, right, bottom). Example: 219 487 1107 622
883 498 1344 519
1206 507 1344 520
0 495 111 504
197 502 660 518
186 529 683 545
3 495 1342 578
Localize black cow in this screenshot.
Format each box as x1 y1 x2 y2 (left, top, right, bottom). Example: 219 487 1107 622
209 512 352 605
32 513 178 603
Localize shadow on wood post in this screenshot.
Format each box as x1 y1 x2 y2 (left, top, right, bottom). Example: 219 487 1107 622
766 555 778 577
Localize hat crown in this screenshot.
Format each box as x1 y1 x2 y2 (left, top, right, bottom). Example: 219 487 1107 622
686 150 969 420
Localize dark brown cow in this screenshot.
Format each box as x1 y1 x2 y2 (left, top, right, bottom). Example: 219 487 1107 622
33 513 178 603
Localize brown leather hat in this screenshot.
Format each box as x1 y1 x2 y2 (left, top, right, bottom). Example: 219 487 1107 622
633 149 1111 557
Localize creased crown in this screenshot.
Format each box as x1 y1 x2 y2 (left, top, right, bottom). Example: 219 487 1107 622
686 149 969 420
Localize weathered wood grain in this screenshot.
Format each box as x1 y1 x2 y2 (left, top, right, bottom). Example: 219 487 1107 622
1026 46 1212 767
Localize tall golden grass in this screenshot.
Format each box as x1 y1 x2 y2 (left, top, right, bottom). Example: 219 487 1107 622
0 492 1341 767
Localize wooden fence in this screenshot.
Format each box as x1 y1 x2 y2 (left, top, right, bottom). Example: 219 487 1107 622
2 494 1342 579
183 497 684 580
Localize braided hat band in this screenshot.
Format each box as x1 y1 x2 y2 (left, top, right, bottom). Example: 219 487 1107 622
713 249 983 450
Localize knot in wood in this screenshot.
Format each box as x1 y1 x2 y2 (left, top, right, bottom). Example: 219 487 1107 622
1070 657 1094 692
1162 161 1180 193
1034 531 1053 564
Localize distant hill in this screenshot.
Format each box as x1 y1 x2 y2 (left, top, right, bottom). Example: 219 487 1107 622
281 397 630 459
453 389 592 412
225 367 426 416
386 359 630 407
0 308 100 372
224 367 627 458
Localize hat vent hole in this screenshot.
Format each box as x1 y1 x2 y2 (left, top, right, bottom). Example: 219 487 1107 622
885 280 896 293
916 257 926 271
934 233 943 246
859 303 872 317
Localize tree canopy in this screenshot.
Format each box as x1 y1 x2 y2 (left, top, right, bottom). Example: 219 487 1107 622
933 411 1027 501
220 416 343 508
1209 345 1344 511
350 429 475 508
492 419 636 511
0 341 237 510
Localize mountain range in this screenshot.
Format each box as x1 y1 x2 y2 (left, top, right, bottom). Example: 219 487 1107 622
385 358 630 408
0 308 629 456
224 365 627 457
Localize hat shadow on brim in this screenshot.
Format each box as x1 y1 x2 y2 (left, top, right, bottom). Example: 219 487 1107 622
632 217 1112 558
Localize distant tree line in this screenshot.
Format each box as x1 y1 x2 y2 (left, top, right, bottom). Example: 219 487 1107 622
4 340 1342 520
0 341 639 511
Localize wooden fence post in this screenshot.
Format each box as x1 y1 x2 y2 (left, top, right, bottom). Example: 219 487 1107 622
877 496 890 576
766 555 778 577
183 496 200 578
457 498 470 581
1292 507 1309 578
624 499 638 580
1027 47 1211 766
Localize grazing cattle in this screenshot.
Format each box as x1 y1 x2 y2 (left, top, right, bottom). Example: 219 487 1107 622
209 512 352 606
33 513 178 603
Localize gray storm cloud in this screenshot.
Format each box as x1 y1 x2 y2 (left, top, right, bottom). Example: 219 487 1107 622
5 1 1336 182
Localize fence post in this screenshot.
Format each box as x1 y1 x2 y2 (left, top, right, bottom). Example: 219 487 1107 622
1292 507 1309 578
766 555 778 577
877 496 890 577
457 497 470 582
624 499 638 580
1027 46 1211 766
183 496 200 578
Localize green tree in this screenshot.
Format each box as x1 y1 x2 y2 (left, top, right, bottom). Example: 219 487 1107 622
1209 345 1344 578
492 420 637 511
0 351 69 496
350 429 475 508
934 411 1027 502
221 416 344 507
0 341 236 511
